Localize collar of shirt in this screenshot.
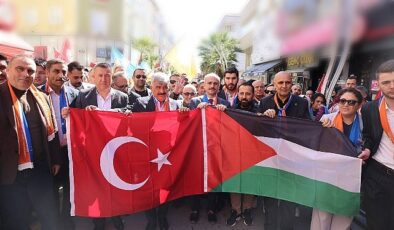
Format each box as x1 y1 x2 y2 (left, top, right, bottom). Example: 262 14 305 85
153 96 168 111
96 88 113 110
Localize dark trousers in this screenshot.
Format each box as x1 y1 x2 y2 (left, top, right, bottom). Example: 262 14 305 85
0 166 58 230
54 146 73 228
264 197 311 230
363 159 394 230
191 194 217 212
145 204 169 230
92 216 123 230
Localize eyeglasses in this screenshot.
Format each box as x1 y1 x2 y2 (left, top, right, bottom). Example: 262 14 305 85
183 92 195 97
339 98 358 106
265 90 276 94
135 75 146 79
170 80 176 84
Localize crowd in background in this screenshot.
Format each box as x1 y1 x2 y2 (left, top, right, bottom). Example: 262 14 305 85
1 53 394 230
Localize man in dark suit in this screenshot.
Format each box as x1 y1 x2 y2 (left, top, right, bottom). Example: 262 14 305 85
188 73 229 225
258 71 310 230
132 72 179 230
0 55 61 229
361 59 394 229
65 62 127 230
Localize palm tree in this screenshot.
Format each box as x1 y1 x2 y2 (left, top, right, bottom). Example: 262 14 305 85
132 37 159 69
198 32 242 78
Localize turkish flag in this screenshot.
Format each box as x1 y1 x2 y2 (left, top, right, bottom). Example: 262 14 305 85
68 108 275 217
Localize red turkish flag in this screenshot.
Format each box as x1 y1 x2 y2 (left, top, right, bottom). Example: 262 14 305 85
68 108 275 217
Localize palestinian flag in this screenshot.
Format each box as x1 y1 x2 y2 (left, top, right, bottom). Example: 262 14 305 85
214 109 361 216
67 107 361 217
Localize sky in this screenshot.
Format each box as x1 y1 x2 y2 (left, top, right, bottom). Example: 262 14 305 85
155 0 249 73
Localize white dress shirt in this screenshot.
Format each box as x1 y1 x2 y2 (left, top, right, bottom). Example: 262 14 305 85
97 90 112 110
373 104 394 169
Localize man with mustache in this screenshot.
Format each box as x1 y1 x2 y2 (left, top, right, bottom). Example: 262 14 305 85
218 67 239 107
132 72 179 230
0 53 7 84
188 73 229 224
44 59 80 229
227 82 257 227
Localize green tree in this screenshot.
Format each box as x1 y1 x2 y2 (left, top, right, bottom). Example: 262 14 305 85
132 37 159 69
198 32 242 78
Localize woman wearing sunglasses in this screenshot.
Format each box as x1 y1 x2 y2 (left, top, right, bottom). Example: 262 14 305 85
311 88 363 230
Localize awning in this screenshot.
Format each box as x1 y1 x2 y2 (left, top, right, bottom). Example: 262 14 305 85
0 31 34 59
243 60 282 76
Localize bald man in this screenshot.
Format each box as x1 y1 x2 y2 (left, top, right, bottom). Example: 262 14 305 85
258 71 310 230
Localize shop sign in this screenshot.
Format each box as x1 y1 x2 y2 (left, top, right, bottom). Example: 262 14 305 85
287 52 317 69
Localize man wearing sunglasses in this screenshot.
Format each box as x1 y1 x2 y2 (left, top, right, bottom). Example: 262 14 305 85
258 71 310 230
178 84 197 108
169 73 183 100
361 59 394 229
130 68 151 97
264 84 276 97
112 71 129 94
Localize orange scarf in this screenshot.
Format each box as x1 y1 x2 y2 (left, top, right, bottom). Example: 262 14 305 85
379 97 394 144
8 82 57 170
333 112 344 132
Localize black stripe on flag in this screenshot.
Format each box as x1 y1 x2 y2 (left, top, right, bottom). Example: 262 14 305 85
225 109 358 157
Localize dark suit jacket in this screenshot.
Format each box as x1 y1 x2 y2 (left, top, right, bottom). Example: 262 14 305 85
361 100 383 156
218 89 238 106
258 94 310 119
189 95 231 109
132 96 179 112
0 83 61 184
125 90 141 111
73 87 128 109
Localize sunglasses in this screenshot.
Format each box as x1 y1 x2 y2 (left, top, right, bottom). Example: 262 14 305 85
170 80 177 84
339 98 358 106
183 92 195 97
135 74 146 79
265 90 276 94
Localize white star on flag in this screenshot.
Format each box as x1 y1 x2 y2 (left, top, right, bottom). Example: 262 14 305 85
150 149 172 172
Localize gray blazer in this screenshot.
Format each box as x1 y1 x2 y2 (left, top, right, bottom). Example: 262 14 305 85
73 87 128 109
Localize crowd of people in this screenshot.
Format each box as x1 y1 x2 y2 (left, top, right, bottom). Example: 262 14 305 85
0 53 393 230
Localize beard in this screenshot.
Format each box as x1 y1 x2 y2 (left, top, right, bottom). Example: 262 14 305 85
240 100 253 108
226 83 236 91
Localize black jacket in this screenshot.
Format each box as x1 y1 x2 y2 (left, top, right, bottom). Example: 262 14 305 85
258 94 310 119
361 100 383 156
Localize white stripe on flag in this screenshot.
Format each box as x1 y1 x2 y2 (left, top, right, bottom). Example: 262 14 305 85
66 115 75 216
202 108 208 192
255 136 362 193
